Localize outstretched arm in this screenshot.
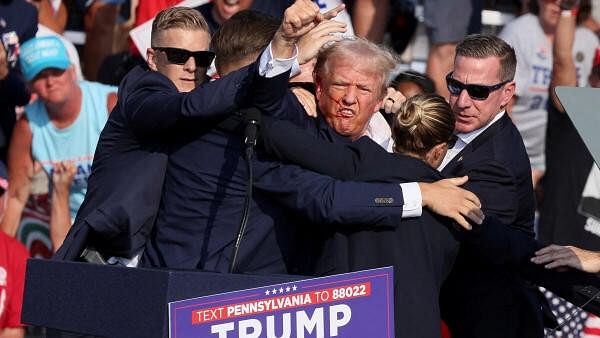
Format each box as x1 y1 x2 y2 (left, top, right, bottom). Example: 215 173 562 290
532 244 600 273
254 160 405 227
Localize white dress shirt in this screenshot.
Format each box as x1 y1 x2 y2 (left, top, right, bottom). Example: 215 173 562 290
438 111 506 171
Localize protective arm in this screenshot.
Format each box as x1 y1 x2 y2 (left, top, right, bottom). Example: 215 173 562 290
126 63 291 137
254 160 404 226
261 116 363 180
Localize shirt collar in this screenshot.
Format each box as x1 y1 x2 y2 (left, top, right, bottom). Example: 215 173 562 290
456 111 505 145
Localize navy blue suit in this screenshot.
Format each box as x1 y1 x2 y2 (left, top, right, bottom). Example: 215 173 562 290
55 63 284 261
438 114 545 338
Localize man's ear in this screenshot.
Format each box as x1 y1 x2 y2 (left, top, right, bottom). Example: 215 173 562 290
500 80 516 108
314 73 324 100
67 65 77 81
147 48 158 71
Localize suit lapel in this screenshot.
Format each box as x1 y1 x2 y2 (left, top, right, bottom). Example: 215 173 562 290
442 114 510 175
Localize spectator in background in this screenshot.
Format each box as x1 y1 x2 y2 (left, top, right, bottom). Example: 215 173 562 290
350 0 389 43
194 0 295 35
374 70 435 127
499 0 599 189
28 0 84 80
0 0 38 161
392 70 436 98
0 161 29 338
35 0 68 34
83 0 126 80
425 0 483 98
0 36 117 251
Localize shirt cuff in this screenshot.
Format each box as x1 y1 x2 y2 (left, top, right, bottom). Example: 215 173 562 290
258 42 298 78
400 182 422 218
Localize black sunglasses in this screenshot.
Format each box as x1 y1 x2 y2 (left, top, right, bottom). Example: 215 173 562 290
446 72 510 100
152 47 215 67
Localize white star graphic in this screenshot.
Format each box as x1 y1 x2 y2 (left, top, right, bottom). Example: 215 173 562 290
272 288 278 294
292 285 297 291
285 286 291 292
265 290 270 295
279 287 284 293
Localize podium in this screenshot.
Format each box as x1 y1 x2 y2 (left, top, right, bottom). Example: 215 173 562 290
22 259 303 338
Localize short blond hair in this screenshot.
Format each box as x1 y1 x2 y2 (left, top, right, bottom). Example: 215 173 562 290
151 7 210 46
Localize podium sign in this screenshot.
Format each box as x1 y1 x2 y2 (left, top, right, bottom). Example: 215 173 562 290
169 267 394 338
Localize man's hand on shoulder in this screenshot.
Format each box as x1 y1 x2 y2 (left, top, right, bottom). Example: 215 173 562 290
419 176 484 230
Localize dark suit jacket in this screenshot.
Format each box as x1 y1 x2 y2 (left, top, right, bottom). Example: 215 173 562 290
439 113 543 338
55 63 284 261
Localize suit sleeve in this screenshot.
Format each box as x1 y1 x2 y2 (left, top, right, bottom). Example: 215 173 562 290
254 160 404 226
465 216 542 266
261 116 365 180
461 159 525 230
126 63 290 137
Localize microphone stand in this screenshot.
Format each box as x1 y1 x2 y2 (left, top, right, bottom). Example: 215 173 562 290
229 108 260 273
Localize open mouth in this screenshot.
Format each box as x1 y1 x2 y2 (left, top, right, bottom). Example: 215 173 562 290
338 109 355 118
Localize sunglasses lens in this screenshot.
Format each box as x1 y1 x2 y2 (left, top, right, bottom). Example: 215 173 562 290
165 49 190 64
446 77 491 100
446 78 463 95
466 85 490 100
193 52 215 67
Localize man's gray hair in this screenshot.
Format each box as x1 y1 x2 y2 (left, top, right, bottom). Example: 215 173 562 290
455 34 517 82
314 37 398 97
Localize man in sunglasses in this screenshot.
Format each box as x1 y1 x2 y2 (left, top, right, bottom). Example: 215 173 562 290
438 34 548 338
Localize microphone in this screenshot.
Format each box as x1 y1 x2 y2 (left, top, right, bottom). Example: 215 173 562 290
229 107 261 273
243 107 261 149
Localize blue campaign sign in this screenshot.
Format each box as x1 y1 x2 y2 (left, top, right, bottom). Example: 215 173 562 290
169 267 394 338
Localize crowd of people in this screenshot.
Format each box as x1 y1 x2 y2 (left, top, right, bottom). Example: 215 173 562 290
2 0 600 337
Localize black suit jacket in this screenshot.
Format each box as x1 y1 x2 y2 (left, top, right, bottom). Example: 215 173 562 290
439 113 543 338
